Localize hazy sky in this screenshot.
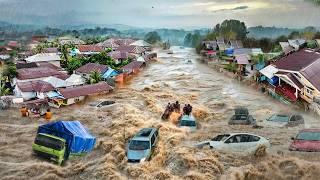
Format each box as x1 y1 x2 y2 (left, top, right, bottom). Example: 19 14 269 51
0 0 319 28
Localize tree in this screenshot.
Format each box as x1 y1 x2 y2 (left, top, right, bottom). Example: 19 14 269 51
88 71 102 84
144 31 161 44
66 57 83 74
0 80 10 96
217 19 248 40
2 63 17 81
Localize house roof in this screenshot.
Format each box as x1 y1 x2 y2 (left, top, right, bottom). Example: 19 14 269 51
251 48 264 55
58 82 112 99
17 80 54 92
7 41 18 48
96 41 119 49
17 67 65 80
235 54 249 65
65 74 85 87
117 45 146 54
25 53 61 63
108 51 130 60
115 39 135 46
233 48 252 56
122 61 145 72
37 62 60 70
44 48 59 53
300 59 320 91
229 40 243 49
274 49 320 71
259 65 279 79
78 45 104 53
16 62 38 69
76 63 108 74
279 42 295 55
275 72 304 90
130 40 151 47
43 76 66 88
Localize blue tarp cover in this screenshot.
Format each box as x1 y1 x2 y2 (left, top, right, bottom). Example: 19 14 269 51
38 121 96 154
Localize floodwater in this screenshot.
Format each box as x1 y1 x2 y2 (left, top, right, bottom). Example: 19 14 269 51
1 47 320 180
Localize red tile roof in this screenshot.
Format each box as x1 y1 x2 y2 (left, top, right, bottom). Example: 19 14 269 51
274 49 320 71
78 45 103 52
17 67 65 80
117 45 145 54
122 61 145 72
59 82 113 99
17 80 54 92
76 63 108 74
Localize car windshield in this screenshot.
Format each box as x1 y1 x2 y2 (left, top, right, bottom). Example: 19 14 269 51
180 120 196 127
296 132 320 141
129 140 150 150
34 134 64 151
268 114 289 122
233 115 248 120
212 134 230 141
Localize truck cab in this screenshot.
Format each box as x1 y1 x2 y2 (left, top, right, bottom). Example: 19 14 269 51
32 133 66 165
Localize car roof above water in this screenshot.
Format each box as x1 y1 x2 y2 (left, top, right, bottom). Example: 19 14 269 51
132 128 157 141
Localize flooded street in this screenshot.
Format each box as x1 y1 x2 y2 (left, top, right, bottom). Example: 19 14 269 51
1 47 320 180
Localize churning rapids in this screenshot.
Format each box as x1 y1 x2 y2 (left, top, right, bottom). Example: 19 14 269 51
1 47 320 180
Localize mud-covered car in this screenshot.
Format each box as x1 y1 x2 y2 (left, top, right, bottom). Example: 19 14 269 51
228 107 256 125
266 114 304 127
289 129 320 152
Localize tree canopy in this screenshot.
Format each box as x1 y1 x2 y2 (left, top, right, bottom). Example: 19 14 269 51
144 31 161 44
214 19 248 40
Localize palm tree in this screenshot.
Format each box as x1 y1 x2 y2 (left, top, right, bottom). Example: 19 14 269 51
88 71 102 84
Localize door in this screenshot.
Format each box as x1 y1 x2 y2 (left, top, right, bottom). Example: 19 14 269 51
224 135 243 152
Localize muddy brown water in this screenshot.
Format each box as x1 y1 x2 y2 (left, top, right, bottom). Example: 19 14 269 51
1 47 320 180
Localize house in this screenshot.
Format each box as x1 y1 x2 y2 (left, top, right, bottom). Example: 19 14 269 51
130 40 151 51
228 40 243 49
234 54 250 75
316 39 320 47
279 42 295 55
77 45 104 55
0 53 10 66
259 65 279 86
273 49 320 103
58 37 85 45
7 41 19 49
14 80 55 100
96 41 119 50
31 35 48 42
102 68 120 79
43 76 66 88
115 39 135 46
14 67 67 85
25 53 61 67
50 82 113 107
75 63 108 79
44 47 59 54
65 74 85 87
288 39 306 51
108 51 132 64
122 61 146 75
117 45 146 55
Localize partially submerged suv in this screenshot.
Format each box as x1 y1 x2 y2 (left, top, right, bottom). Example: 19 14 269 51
229 107 256 125
179 115 197 131
127 128 159 163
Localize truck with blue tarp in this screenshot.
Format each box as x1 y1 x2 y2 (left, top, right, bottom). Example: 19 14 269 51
32 120 96 165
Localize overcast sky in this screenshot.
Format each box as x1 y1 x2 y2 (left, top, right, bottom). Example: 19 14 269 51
0 0 319 28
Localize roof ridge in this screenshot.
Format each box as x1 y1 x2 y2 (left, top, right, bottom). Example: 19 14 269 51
301 57 320 72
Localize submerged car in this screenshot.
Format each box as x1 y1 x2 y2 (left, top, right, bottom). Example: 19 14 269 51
178 115 197 131
89 100 115 108
127 128 159 163
266 114 304 127
229 107 256 125
196 133 270 154
289 129 320 152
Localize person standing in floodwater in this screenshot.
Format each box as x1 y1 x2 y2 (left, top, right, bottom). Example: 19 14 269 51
45 109 52 121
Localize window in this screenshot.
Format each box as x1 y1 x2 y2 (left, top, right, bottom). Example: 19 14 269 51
250 135 260 142
151 135 155 145
225 135 241 143
305 87 314 97
154 130 158 138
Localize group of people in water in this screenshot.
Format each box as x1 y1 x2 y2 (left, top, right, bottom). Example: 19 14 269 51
165 101 193 116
